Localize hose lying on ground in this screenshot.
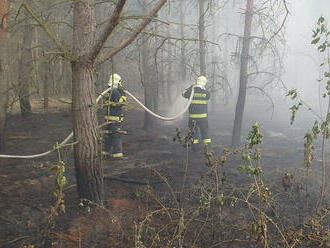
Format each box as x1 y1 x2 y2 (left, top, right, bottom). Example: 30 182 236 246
0 86 196 159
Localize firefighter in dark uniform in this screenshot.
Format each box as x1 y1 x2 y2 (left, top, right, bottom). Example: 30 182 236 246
182 75 211 151
102 73 127 159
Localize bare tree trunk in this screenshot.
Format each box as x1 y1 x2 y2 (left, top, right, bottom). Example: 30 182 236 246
18 0 33 117
43 60 49 110
209 14 217 112
72 0 103 203
166 28 173 104
142 35 154 130
141 0 155 130
232 0 254 146
152 83 159 114
198 0 206 76
0 0 8 150
179 0 186 81
159 38 166 104
32 26 39 95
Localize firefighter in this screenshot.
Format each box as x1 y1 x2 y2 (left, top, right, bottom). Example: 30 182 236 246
182 75 211 151
102 73 127 160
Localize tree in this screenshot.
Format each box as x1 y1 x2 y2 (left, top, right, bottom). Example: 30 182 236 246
23 0 167 203
231 0 254 147
18 0 33 117
231 0 287 146
0 0 8 150
71 0 105 203
141 1 154 130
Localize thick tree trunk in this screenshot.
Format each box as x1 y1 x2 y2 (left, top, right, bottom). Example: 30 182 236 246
18 0 33 117
231 0 254 147
0 0 8 150
72 0 103 203
198 0 206 76
62 59 71 97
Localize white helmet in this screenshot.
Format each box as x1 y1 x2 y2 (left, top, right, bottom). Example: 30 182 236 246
196 75 207 87
108 73 122 88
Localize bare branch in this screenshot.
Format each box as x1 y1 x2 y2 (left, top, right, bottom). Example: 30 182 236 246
97 0 168 66
128 25 219 45
282 0 290 14
263 0 290 48
98 15 170 27
88 0 126 62
22 0 69 58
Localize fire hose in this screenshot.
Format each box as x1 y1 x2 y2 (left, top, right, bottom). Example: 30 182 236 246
0 86 196 159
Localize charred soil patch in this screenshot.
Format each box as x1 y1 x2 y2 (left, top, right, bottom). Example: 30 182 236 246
0 106 328 248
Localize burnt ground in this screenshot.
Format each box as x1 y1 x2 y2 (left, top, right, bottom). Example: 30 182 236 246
0 101 329 248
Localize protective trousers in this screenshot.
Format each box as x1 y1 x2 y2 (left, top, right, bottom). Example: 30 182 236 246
189 117 211 150
103 122 123 158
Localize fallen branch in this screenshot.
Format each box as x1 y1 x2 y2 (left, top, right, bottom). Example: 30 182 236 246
3 236 31 247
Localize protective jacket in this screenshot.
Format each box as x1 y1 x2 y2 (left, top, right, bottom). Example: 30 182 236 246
103 87 127 158
182 85 210 118
182 85 211 147
104 87 127 122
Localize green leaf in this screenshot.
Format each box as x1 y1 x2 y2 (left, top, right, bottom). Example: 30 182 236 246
238 165 246 173
311 37 320 44
318 16 325 24
318 42 327 52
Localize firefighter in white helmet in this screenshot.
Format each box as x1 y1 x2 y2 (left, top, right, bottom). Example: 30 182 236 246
102 73 127 159
182 75 211 151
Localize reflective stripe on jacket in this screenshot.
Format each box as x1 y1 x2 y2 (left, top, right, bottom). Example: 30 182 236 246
104 116 124 122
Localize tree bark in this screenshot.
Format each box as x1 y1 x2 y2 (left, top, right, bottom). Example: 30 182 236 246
18 0 33 117
72 0 103 203
0 0 8 150
198 0 206 76
231 0 254 147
